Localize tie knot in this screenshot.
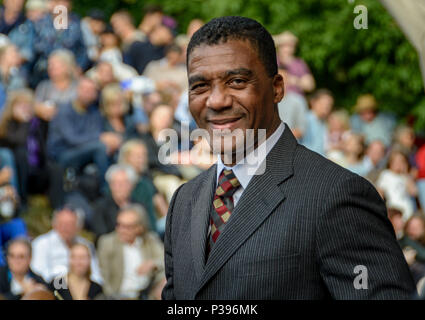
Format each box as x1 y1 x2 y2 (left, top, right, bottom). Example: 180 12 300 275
216 169 240 197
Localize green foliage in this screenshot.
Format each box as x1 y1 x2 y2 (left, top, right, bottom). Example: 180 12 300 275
73 0 424 129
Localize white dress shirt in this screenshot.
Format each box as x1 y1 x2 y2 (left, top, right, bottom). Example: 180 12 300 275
119 237 150 298
30 230 103 284
216 122 285 206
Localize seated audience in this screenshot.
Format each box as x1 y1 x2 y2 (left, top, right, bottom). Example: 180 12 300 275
31 205 102 284
47 77 110 189
97 205 164 299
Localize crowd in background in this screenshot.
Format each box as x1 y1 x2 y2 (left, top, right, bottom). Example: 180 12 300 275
0 0 424 300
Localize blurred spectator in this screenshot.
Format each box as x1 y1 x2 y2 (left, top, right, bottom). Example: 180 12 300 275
416 144 425 212
174 92 196 131
48 242 103 300
86 60 117 89
301 89 334 155
112 10 173 75
350 94 396 147
118 140 169 235
0 43 27 91
175 18 203 65
364 140 387 184
325 109 351 163
47 77 109 189
0 146 18 194
100 83 138 155
0 237 46 300
8 0 48 69
140 104 183 180
138 4 163 37
81 9 106 63
90 164 139 240
274 31 315 95
143 43 187 92
170 135 216 182
96 27 139 82
34 49 78 122
0 186 26 266
32 0 89 84
97 205 164 299
376 150 417 221
400 214 425 284
0 89 46 205
392 125 417 173
340 133 369 176
31 205 102 284
389 207 405 240
98 25 122 64
277 68 308 140
0 0 26 35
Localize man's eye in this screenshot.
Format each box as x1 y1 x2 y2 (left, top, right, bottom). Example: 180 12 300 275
229 78 247 86
191 83 206 91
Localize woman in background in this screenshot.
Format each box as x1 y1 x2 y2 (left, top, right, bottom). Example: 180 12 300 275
49 242 103 300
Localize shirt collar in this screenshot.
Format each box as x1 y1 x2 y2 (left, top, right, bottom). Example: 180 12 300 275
216 122 285 189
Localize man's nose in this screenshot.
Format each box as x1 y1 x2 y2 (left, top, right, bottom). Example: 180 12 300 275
206 85 232 111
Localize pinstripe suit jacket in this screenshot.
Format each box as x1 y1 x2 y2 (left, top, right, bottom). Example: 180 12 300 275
162 125 415 299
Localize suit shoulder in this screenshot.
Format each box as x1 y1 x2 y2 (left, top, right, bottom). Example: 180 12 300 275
293 144 369 186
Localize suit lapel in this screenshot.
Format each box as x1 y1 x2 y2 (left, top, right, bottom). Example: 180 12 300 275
191 164 217 281
196 124 298 293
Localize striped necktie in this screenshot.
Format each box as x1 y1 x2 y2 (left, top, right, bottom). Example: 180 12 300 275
209 169 241 249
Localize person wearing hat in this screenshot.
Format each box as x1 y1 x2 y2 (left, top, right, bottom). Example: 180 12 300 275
274 30 315 95
350 94 396 147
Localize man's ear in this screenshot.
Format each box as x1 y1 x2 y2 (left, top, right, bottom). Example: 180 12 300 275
272 73 285 104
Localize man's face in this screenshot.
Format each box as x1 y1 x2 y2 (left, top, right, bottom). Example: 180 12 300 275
109 170 133 204
188 39 284 157
110 15 127 38
126 145 148 174
77 78 98 107
7 242 31 275
312 94 333 120
116 211 142 244
53 209 79 243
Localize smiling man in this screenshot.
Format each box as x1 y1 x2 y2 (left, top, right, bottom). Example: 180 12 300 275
162 16 415 300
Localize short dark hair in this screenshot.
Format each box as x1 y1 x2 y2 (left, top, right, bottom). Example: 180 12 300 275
187 16 277 77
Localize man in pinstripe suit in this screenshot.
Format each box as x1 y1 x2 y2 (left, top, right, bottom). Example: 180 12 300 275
162 16 416 299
